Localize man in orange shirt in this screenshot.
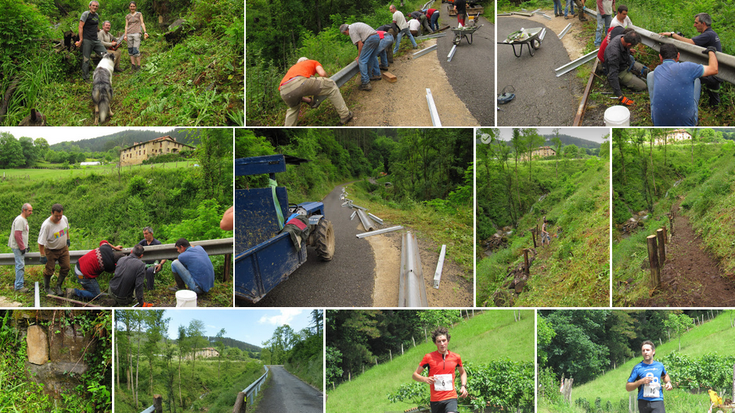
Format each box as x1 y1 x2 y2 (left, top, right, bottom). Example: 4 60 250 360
279 57 353 126
412 327 468 413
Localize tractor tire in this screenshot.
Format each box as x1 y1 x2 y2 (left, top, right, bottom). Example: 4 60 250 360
314 218 335 261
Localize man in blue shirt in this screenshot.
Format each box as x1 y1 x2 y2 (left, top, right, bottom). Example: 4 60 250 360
647 43 718 126
659 13 722 106
170 238 214 294
627 341 672 413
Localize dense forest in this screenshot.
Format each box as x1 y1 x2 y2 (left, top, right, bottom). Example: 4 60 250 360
246 0 492 124
539 310 735 413
115 310 323 412
476 128 610 307
612 128 735 306
1 0 243 126
237 128 474 271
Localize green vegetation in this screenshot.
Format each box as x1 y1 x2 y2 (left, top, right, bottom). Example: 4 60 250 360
539 310 735 413
612 128 733 305
476 128 610 307
246 0 493 125
0 310 111 412
266 310 324 390
237 128 473 273
0 129 232 307
1 0 243 126
327 310 534 413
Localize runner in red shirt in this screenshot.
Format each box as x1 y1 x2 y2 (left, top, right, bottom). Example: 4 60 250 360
412 327 468 413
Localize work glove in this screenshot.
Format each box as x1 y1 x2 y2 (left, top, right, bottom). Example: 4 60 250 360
21 249 26 255
67 239 71 247
40 256 47 264
702 46 718 55
618 96 635 106
142 302 154 307
640 66 650 77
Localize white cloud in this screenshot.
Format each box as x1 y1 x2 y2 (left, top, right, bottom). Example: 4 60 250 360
258 309 303 326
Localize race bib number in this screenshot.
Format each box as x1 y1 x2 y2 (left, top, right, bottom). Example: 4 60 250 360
434 374 453 392
642 373 660 398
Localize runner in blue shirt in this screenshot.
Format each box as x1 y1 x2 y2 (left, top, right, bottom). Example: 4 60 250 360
626 341 673 413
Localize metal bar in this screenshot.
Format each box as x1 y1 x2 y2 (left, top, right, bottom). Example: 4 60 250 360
0 238 234 266
357 209 376 232
539 27 547 42
413 44 437 59
313 61 360 107
559 23 572 39
34 282 39 308
415 33 446 40
140 406 155 413
350 211 357 220
530 8 540 14
402 232 428 307
574 58 598 126
368 213 384 225
426 88 442 126
555 49 599 77
356 226 404 238
350 204 367 211
46 294 100 307
539 13 551 20
510 12 533 17
633 24 735 84
447 44 457 62
433 245 446 289
398 232 407 306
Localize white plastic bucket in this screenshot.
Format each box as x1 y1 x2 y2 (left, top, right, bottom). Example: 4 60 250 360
604 105 630 126
175 290 197 307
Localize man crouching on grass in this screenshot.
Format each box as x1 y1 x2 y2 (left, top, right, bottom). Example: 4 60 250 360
412 327 468 413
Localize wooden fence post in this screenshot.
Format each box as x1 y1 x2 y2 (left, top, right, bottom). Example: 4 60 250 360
223 253 232 282
647 235 660 288
532 227 537 248
523 249 530 276
669 214 675 236
154 395 162 413
233 392 246 413
656 229 666 265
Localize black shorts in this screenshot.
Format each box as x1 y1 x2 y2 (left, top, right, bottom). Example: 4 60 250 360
638 399 665 413
430 398 458 413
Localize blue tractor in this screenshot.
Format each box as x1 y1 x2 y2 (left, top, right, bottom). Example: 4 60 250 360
235 154 335 303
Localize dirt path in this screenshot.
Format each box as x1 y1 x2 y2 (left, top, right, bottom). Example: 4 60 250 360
635 202 735 307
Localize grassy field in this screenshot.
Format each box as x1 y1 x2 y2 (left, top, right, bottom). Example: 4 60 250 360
477 157 610 307
540 311 735 413
0 160 197 180
327 310 534 413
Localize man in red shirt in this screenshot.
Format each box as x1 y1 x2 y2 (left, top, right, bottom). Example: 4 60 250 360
412 327 468 413
279 57 353 126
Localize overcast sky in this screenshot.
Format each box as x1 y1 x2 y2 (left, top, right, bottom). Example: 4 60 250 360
157 309 314 347
0 127 177 145
493 127 610 143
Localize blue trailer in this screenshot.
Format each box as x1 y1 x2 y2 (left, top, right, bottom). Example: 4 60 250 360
235 154 335 303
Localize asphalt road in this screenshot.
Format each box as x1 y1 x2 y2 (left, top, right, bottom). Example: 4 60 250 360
437 2 495 126
243 183 376 307
497 16 578 126
254 366 323 413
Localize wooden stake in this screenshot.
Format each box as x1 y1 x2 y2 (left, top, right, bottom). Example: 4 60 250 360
532 226 537 248
523 248 530 276
154 395 162 413
661 226 667 245
646 235 660 289
669 214 675 236
656 229 666 265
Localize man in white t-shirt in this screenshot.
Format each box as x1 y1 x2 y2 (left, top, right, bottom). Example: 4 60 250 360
37 203 71 295
8 203 33 293
408 17 421 36
610 5 633 28
390 5 417 54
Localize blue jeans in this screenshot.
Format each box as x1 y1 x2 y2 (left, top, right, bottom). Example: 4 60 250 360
74 266 102 299
378 33 394 67
171 259 204 294
564 0 574 16
430 12 440 31
595 14 612 46
12 248 24 290
553 0 562 15
358 34 381 84
393 28 417 54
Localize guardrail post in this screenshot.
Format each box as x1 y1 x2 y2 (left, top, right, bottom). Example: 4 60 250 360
224 253 232 282
532 226 537 248
656 229 666 265
523 249 530 276
154 395 162 413
233 392 246 413
646 235 660 288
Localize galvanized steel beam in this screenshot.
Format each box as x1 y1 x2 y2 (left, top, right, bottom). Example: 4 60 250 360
368 213 384 225
0 238 233 266
357 209 376 231
313 61 360 108
413 44 438 59
415 33 447 40
555 49 599 77
447 44 458 62
433 245 446 289
399 232 428 307
356 226 404 238
559 23 572 39
426 88 442 126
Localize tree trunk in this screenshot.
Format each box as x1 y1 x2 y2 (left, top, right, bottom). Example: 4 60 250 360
178 355 183 408
116 340 120 390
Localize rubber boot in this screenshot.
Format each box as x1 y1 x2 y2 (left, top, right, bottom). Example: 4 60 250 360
44 275 52 295
169 273 187 292
55 274 66 296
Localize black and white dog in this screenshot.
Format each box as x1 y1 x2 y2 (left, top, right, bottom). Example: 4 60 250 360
92 53 115 125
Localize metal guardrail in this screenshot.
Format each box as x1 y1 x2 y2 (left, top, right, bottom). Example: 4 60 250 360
555 49 599 77
313 62 360 108
234 366 269 413
140 406 155 413
357 209 376 231
356 226 404 239
398 231 428 307
0 238 234 266
633 25 735 84
426 89 442 126
413 44 437 58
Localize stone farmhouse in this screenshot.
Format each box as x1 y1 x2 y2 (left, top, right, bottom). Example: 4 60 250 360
119 136 194 166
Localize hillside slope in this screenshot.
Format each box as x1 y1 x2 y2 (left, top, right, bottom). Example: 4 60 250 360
326 310 534 413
